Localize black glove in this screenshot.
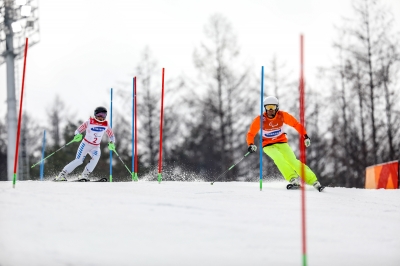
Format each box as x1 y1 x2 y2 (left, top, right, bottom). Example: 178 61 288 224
248 144 257 153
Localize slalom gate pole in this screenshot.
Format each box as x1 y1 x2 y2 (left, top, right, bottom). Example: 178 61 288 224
157 68 165 183
12 38 29 188
31 138 76 168
299 34 308 266
114 149 133 176
110 88 113 182
131 77 135 181
39 130 46 181
134 77 138 181
259 66 264 191
210 152 251 185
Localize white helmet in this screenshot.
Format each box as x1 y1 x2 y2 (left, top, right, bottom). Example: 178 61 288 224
264 96 279 106
263 96 279 117
263 96 279 106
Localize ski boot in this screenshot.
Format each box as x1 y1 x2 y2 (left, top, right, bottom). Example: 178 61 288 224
287 177 301 190
79 168 91 182
53 170 68 181
313 181 325 192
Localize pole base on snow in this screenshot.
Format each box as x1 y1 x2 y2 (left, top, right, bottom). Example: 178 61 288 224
132 172 138 182
13 173 17 188
302 254 307 266
157 173 162 183
110 175 113 182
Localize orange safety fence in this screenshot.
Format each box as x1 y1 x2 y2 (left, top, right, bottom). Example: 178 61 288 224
365 160 399 189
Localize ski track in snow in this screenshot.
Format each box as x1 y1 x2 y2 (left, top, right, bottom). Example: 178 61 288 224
0 180 399 266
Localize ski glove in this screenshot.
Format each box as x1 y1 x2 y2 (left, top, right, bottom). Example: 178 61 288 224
108 142 116 151
73 133 83 142
304 134 311 147
248 144 257 153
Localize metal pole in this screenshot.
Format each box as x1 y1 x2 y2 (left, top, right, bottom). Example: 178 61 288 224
5 1 18 181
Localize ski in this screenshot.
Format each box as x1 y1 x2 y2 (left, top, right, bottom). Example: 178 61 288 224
286 183 326 192
52 178 107 182
71 178 108 182
286 184 301 190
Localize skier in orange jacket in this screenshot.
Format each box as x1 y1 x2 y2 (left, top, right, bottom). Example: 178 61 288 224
246 96 324 191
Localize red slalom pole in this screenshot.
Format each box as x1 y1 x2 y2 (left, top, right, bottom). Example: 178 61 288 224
134 76 138 181
12 38 29 188
299 34 308 266
157 68 165 183
131 77 137 181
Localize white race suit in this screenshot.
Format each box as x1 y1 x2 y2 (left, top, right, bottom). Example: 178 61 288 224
62 117 115 175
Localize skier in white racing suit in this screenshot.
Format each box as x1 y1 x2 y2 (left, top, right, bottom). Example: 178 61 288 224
54 106 115 181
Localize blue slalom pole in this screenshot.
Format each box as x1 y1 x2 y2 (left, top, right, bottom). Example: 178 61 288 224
110 88 113 182
132 77 138 181
259 66 264 191
39 130 46 181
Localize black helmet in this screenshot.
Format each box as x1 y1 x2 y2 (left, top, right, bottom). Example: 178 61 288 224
94 106 107 116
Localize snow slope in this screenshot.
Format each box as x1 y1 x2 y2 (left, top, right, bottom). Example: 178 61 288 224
0 180 399 266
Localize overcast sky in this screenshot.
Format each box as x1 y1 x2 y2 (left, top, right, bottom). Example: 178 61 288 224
1 0 400 129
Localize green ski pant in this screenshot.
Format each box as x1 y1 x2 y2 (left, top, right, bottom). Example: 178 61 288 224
263 143 317 185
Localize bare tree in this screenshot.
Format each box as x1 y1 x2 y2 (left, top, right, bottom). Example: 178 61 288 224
324 0 400 187
190 14 252 180
346 0 399 164
133 47 160 169
353 60 368 167
18 113 42 180
264 55 293 100
47 95 65 147
376 34 400 161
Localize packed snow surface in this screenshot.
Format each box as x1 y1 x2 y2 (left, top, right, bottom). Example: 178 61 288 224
1 180 399 266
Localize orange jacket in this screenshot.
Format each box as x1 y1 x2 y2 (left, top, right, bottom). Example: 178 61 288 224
246 110 307 147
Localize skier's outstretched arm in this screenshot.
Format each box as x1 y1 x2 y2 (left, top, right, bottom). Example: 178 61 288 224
246 116 260 152
75 121 88 135
106 126 116 151
282 111 310 147
71 121 88 142
106 126 115 143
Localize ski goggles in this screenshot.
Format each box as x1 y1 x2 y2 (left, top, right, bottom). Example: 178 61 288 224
264 104 277 111
95 112 107 118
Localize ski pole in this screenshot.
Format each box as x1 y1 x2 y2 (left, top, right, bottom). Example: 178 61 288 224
31 134 82 168
210 152 251 185
113 149 134 177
